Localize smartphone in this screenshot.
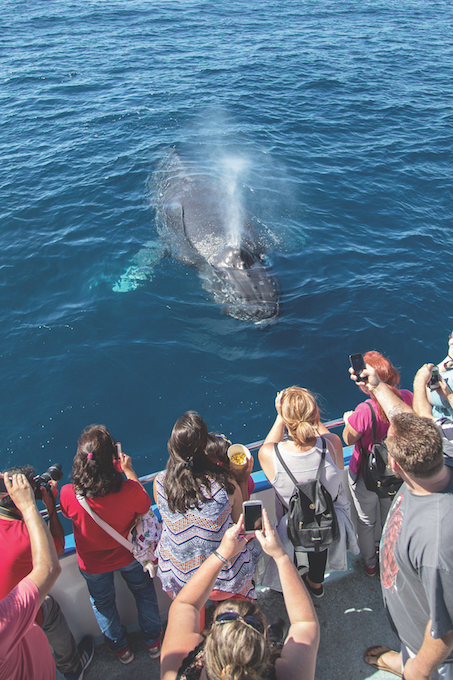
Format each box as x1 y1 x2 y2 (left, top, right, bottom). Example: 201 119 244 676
243 500 263 534
429 368 441 390
349 353 367 382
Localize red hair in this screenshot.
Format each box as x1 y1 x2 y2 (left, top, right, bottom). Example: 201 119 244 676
363 351 401 422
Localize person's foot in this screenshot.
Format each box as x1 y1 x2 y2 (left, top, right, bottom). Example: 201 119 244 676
64 636 95 680
113 645 135 665
302 572 324 598
364 646 402 677
146 636 161 659
364 560 379 577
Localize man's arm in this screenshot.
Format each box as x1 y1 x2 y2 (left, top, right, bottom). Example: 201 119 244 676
412 364 437 420
4 473 61 605
403 623 453 680
41 485 65 557
349 365 414 421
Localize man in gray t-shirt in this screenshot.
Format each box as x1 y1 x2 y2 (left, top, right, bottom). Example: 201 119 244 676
380 427 453 676
349 364 453 679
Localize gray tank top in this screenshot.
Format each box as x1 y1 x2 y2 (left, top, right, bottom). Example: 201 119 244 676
271 437 342 508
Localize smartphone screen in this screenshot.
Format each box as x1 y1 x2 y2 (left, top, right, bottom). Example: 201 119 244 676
429 368 440 390
243 501 263 533
349 353 366 380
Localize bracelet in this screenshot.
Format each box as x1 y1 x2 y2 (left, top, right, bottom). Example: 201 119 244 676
213 550 228 565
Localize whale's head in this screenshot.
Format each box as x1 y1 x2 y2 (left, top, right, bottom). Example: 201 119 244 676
207 246 280 322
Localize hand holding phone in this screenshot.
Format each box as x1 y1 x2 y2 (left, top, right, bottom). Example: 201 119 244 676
428 367 441 390
349 354 367 383
243 500 263 534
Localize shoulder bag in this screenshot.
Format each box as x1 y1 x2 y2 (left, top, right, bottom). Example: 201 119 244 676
360 403 403 499
76 494 161 577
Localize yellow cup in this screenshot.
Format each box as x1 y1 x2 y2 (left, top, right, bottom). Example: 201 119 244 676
227 444 251 470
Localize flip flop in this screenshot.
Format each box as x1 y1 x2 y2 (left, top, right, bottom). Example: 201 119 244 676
364 646 402 678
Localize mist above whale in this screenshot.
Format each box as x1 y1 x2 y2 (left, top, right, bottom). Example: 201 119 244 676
114 152 280 323
156 154 280 322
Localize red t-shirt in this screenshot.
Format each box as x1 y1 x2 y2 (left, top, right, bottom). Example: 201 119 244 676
0 517 62 601
60 480 151 574
348 389 413 475
0 578 56 680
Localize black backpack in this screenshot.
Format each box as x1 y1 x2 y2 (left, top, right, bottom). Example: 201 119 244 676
359 402 403 499
274 438 339 552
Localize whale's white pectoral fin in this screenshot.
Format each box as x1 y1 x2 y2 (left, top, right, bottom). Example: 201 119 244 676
112 240 168 293
112 266 150 292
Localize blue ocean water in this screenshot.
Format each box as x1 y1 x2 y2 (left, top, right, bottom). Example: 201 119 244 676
1 0 453 481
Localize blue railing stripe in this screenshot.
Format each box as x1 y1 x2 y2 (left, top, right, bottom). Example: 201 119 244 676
62 441 353 557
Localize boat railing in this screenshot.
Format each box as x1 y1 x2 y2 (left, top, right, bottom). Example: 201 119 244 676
42 417 346 524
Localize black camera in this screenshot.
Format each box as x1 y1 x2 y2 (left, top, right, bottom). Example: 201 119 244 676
33 464 63 501
0 463 63 500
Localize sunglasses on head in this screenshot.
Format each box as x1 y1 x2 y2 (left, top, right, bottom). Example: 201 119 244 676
214 611 265 635
215 433 232 446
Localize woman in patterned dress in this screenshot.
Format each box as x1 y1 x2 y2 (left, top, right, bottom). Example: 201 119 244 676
154 411 258 601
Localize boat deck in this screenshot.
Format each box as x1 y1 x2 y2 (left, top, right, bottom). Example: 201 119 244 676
81 555 399 680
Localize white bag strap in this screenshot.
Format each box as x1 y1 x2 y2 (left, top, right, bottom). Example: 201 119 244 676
76 494 134 553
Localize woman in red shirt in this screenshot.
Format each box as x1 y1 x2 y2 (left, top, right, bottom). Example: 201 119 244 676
60 425 161 665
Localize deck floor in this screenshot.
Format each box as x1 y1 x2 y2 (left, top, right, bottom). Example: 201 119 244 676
82 556 400 680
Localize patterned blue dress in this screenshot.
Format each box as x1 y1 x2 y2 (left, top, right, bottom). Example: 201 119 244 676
155 471 258 599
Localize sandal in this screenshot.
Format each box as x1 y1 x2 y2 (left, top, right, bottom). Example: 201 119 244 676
364 646 402 677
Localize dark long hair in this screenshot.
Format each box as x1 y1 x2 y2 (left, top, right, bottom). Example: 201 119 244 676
71 425 123 498
164 412 236 514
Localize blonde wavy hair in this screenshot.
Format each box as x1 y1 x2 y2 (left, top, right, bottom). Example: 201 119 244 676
280 386 320 446
204 600 270 680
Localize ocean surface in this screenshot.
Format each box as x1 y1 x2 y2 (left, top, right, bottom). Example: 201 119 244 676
2 0 453 482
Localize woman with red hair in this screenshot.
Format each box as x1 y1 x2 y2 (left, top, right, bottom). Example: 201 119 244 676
342 351 413 577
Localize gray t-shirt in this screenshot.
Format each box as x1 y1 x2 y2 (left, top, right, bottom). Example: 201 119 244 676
381 472 453 659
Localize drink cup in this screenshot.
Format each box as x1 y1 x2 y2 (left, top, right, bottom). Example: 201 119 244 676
227 444 251 470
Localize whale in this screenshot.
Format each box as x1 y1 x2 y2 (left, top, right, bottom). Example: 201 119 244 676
113 154 280 322
154 155 280 322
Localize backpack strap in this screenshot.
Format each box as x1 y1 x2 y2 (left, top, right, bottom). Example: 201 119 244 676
354 402 377 482
273 443 299 487
365 401 378 445
273 438 327 488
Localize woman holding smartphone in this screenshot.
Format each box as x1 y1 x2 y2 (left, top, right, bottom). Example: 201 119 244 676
161 510 320 680
342 351 413 576
259 387 343 599
60 425 162 664
154 411 258 602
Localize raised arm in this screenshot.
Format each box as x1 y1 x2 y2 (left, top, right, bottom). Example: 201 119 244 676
41 482 65 557
255 509 319 680
316 422 344 469
259 392 286 481
413 363 453 419
349 365 414 421
4 473 61 605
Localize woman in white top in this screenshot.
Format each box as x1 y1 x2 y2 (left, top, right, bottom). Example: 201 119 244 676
259 386 344 598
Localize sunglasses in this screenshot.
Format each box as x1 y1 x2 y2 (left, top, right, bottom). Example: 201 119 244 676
214 612 264 635
215 433 232 446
